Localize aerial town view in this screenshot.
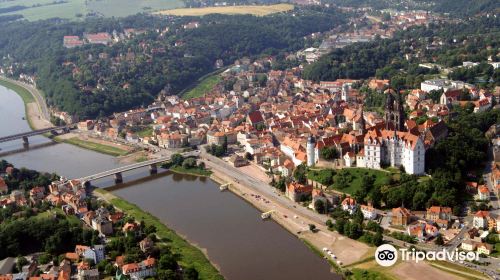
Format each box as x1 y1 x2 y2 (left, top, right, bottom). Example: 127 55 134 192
0 0 499 279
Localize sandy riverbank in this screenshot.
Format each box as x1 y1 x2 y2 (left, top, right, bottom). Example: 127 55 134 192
208 167 370 267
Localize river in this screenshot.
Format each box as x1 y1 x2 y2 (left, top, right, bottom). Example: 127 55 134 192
0 85 340 279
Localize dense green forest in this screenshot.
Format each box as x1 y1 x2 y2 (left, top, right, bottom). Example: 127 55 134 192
0 7 346 118
302 17 500 89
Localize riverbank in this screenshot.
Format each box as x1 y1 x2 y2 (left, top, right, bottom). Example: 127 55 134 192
207 164 473 280
93 188 224 280
54 135 131 157
0 77 52 130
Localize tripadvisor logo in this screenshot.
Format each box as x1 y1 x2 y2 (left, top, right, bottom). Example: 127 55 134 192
375 244 480 267
375 244 398 267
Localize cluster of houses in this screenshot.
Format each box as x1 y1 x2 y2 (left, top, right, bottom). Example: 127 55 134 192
300 9 442 63
61 54 498 182
63 29 146 48
0 174 160 280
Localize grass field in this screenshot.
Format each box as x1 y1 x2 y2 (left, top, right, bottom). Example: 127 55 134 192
182 74 221 100
96 189 223 280
62 137 129 156
0 78 35 103
156 3 294 17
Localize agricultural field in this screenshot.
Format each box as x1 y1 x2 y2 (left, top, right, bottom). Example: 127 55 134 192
0 0 183 21
87 0 183 18
155 3 294 17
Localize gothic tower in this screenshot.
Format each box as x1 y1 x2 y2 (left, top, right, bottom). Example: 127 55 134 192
384 89 405 131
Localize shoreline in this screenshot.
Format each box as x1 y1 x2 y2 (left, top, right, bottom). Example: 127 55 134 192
93 188 224 280
208 170 348 275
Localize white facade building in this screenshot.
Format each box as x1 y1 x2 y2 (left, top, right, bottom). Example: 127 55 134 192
363 129 425 175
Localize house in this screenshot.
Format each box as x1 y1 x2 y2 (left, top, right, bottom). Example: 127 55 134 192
0 178 8 194
392 207 412 226
440 90 461 106
477 243 493 255
82 245 105 264
368 79 389 91
360 204 377 220
341 197 357 215
473 211 489 229
461 240 477 251
478 185 489 200
247 111 265 128
426 206 452 222
286 182 313 202
407 222 439 242
139 237 154 254
229 155 247 167
122 258 156 280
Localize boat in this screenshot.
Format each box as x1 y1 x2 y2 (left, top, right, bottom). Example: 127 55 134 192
219 183 229 191
261 211 273 219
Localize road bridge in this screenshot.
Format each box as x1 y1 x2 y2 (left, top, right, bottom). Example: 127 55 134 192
0 125 72 145
79 151 197 185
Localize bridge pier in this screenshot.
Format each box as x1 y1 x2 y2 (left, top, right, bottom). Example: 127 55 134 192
22 136 29 147
114 172 123 184
149 163 157 175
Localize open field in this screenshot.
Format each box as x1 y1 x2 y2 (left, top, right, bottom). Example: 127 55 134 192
0 0 183 21
59 137 130 156
430 261 490 280
182 74 221 100
156 3 294 17
94 188 224 280
87 0 183 18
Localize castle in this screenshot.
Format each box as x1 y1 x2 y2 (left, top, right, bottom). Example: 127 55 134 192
306 91 426 175
362 90 425 174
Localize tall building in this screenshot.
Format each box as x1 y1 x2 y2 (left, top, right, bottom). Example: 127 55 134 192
384 90 405 131
306 136 316 166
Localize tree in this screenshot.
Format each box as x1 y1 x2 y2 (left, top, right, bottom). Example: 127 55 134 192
16 257 28 272
182 158 197 169
320 147 339 160
171 154 184 167
435 234 444 246
309 224 316 232
293 164 307 184
314 200 326 214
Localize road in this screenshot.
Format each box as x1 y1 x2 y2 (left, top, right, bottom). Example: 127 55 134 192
199 148 329 225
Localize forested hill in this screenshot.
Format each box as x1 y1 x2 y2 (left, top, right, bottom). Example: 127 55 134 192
302 17 500 89
0 8 347 118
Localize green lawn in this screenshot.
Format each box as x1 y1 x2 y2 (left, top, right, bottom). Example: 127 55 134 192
330 168 394 195
97 190 223 280
136 126 153 138
0 78 35 103
182 74 221 100
61 137 129 157
170 166 212 177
